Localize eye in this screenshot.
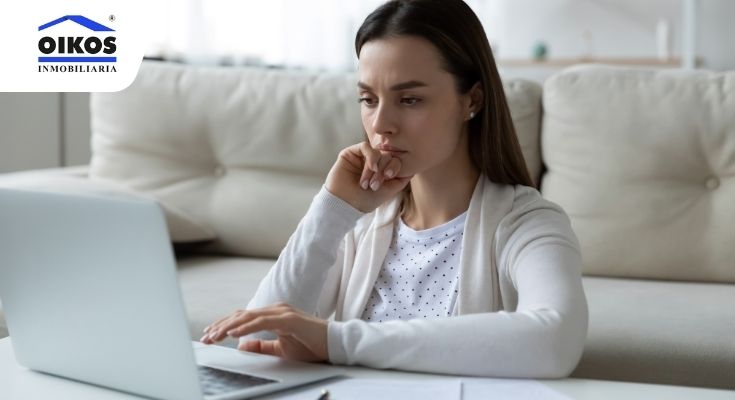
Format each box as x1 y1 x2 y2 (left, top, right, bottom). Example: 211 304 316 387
357 97 377 107
401 97 421 106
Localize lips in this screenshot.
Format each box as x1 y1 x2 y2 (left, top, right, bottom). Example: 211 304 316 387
377 144 407 153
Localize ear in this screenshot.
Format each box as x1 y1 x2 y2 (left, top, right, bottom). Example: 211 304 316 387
464 82 484 120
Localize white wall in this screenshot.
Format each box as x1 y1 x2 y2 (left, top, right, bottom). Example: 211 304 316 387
698 0 735 70
478 0 735 70
484 0 735 70
63 93 92 166
478 0 735 83
0 94 60 173
1 1 732 173
0 93 90 173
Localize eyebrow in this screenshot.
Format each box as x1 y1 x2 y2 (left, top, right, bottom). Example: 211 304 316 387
357 80 428 91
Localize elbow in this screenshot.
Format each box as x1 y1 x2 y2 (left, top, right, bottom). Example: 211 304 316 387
535 313 588 379
514 305 587 379
524 336 584 379
537 343 584 379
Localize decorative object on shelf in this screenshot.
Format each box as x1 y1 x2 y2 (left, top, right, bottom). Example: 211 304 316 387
656 18 671 61
681 0 699 69
581 29 594 60
531 41 548 61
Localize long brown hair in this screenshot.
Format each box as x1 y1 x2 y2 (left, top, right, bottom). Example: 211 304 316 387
355 0 534 189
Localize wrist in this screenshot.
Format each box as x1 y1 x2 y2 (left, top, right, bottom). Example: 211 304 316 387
312 186 365 226
323 184 371 213
326 320 348 365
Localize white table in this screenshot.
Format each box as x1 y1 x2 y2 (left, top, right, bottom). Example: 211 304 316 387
1 337 732 399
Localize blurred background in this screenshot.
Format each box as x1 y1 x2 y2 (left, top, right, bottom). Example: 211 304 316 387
1 0 733 173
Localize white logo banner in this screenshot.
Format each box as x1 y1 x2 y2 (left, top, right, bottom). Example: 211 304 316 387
0 0 147 92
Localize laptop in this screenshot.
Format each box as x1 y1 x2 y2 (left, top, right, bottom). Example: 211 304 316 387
0 187 343 400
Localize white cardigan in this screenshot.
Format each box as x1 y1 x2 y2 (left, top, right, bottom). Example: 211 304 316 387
245 176 588 378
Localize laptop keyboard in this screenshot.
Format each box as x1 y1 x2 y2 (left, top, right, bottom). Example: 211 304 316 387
197 365 278 396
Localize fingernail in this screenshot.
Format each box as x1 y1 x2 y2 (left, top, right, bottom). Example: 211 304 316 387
385 169 394 178
199 335 207 342
361 180 368 190
227 330 236 336
203 326 210 333
370 180 379 191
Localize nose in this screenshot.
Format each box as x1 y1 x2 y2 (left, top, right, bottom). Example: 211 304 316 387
370 102 397 137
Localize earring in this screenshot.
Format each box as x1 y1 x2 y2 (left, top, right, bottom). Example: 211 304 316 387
468 111 475 120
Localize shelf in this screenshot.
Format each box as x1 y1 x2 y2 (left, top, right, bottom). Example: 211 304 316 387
497 57 703 68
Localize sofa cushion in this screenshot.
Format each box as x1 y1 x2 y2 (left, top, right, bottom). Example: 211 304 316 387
504 79 543 186
176 255 273 348
90 61 543 258
542 65 735 283
573 276 735 389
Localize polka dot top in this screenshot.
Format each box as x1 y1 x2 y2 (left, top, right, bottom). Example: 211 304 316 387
361 210 466 322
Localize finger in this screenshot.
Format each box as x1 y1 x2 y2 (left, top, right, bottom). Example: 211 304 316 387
238 340 258 352
203 314 231 334
338 146 366 175
226 314 294 338
368 155 393 191
358 142 380 190
258 340 281 356
203 306 289 343
201 312 246 343
214 307 290 339
238 339 282 357
382 157 402 180
359 141 380 171
359 165 375 191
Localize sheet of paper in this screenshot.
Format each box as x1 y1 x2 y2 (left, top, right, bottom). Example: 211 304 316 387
461 377 572 400
277 378 462 400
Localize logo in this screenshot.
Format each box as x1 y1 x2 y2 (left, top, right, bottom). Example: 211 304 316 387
0 1 146 92
37 15 118 73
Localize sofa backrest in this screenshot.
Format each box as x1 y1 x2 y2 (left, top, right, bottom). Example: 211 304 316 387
90 61 543 258
541 65 735 283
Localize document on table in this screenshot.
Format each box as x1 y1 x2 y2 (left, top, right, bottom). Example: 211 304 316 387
277 377 572 400
278 379 461 400
462 377 573 399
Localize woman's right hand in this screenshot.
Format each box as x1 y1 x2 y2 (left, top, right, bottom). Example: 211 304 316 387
325 142 413 213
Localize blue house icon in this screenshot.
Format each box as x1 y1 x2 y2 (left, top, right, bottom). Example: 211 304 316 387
37 15 117 63
39 15 115 32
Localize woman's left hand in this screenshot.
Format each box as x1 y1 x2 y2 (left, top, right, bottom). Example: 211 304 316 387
199 303 329 363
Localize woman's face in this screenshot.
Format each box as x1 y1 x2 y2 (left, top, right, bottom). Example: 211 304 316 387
357 35 473 179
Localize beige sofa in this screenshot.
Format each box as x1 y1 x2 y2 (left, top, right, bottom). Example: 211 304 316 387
1 61 733 389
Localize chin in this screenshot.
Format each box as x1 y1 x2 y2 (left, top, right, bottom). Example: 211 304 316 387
397 161 440 180
394 164 415 179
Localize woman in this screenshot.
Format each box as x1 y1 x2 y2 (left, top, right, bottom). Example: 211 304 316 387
201 0 588 378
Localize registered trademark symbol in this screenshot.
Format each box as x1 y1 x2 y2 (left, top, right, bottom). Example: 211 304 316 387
109 15 116 22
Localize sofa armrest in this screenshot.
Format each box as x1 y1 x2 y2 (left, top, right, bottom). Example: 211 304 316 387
0 165 90 180
0 166 215 243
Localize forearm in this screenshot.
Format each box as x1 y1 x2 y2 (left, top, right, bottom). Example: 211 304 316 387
328 309 583 378
327 243 587 378
247 186 363 314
